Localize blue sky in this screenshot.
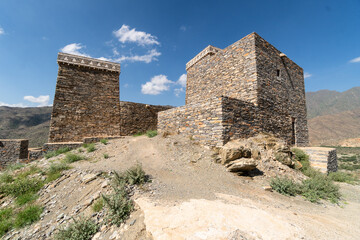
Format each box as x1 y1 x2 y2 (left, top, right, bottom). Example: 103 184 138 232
0 0 359 107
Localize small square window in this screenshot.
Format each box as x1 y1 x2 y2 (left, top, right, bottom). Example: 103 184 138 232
276 69 281 77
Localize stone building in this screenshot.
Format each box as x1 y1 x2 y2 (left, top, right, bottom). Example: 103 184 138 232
158 32 309 147
49 53 170 143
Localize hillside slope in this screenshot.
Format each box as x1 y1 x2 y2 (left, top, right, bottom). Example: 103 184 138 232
308 107 360 146
0 106 51 147
306 87 360 119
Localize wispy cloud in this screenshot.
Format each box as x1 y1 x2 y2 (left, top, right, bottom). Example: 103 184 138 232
115 49 161 63
180 25 187 32
113 25 159 46
0 102 27 108
24 95 50 107
141 75 173 95
60 43 90 57
304 72 312 79
0 26 4 35
349 57 360 63
174 74 187 97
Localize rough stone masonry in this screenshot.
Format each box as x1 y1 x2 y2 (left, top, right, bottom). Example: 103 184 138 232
158 32 309 147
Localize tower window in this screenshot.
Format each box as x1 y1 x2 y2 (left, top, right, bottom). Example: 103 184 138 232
276 69 281 77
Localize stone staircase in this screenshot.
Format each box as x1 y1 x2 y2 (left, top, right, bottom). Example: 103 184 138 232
298 147 337 173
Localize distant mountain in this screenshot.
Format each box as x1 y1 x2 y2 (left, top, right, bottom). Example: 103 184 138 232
306 87 360 119
0 106 52 147
306 86 360 145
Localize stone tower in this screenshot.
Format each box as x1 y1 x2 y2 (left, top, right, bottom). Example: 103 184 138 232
158 32 309 147
48 53 121 142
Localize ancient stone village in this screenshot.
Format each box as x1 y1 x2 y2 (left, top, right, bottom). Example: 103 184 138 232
0 31 359 239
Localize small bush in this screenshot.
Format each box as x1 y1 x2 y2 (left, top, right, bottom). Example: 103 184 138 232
301 175 341 203
0 219 13 237
78 148 84 153
124 164 147 185
102 184 133 226
146 130 157 138
133 131 144 137
15 193 38 206
328 171 358 184
292 148 309 162
0 177 43 198
45 147 71 159
86 144 96 153
92 197 104 212
270 177 299 196
100 139 108 145
5 163 25 171
54 217 99 240
64 153 85 163
103 153 109 159
0 172 14 184
339 163 360 171
14 205 43 228
45 162 70 182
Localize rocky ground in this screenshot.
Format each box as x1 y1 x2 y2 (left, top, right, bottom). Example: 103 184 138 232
2 134 360 240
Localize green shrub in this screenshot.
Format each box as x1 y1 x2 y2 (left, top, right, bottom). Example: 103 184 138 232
103 153 109 159
339 164 360 171
133 131 144 137
14 205 42 228
45 147 71 159
92 197 104 212
0 177 43 197
328 171 358 184
0 219 13 237
86 144 96 153
54 217 99 240
15 193 38 206
301 175 341 203
124 164 147 185
102 184 133 226
270 177 300 196
64 153 85 163
0 172 14 184
146 130 157 138
5 163 25 171
100 139 108 145
292 148 309 163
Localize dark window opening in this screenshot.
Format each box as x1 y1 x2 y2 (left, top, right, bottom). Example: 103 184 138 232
291 117 296 145
276 69 281 77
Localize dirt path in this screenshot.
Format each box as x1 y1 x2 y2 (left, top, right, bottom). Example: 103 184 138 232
3 135 360 240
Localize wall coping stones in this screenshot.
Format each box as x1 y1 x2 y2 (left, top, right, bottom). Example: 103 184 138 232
186 45 222 70
57 52 121 73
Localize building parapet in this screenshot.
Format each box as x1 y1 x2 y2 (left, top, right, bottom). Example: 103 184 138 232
57 52 121 73
186 45 222 70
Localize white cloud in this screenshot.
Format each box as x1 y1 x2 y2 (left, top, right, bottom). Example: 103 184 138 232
0 27 4 35
180 25 187 32
113 48 119 56
0 102 27 108
349 57 360 63
115 49 161 63
141 75 174 95
304 72 312 79
174 88 184 97
24 95 50 107
97 57 112 61
60 43 90 57
113 25 159 46
177 74 187 87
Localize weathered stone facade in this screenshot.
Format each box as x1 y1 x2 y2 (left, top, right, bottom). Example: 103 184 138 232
0 139 28 168
48 53 122 143
159 32 309 147
120 101 172 135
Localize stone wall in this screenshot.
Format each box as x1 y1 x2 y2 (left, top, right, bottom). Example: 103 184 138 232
181 32 309 147
43 142 83 153
158 97 224 147
48 53 121 143
186 34 258 105
254 33 309 146
298 147 338 173
158 96 293 147
120 101 172 135
0 139 28 168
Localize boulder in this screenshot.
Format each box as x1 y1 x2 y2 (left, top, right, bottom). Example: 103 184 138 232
220 141 252 165
225 158 257 172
